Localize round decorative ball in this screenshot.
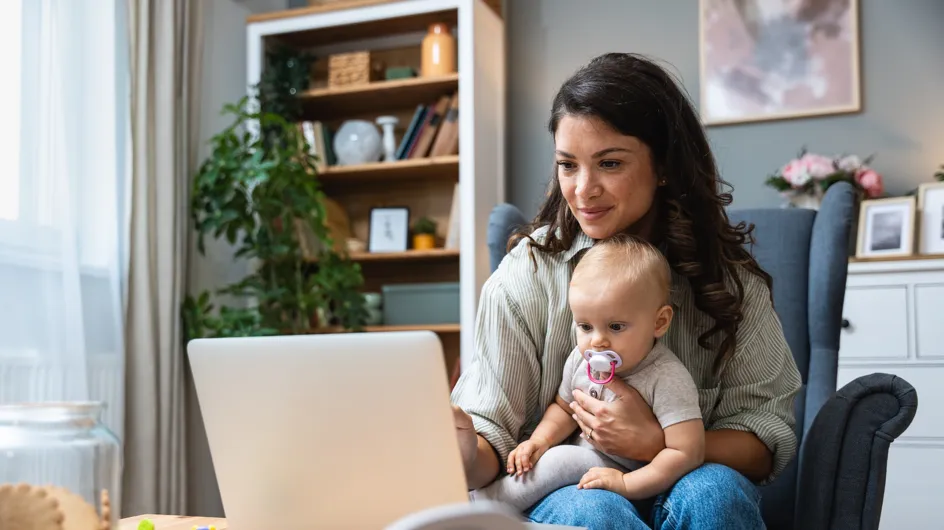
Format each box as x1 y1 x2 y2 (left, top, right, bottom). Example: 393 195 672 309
333 120 383 166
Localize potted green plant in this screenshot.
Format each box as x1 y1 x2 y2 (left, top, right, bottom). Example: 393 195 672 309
182 95 367 340
412 216 437 250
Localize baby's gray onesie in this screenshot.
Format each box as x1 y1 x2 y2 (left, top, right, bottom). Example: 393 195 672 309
470 341 702 511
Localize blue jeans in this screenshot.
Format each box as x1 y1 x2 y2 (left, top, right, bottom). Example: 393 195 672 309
524 463 764 530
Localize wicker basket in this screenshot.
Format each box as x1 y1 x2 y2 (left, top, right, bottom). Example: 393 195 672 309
328 51 379 88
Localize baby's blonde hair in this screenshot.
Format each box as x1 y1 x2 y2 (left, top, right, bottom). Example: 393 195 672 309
572 233 672 306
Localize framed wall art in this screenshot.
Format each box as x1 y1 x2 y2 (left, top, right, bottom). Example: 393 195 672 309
855 196 916 260
699 0 861 126
368 206 410 253
917 181 944 256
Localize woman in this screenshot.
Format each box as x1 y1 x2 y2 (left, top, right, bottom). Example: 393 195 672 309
450 52 801 529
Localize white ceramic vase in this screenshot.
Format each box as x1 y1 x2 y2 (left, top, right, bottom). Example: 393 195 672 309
789 194 823 210
375 116 399 162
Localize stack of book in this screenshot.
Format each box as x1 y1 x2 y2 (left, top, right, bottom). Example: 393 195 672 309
396 90 459 160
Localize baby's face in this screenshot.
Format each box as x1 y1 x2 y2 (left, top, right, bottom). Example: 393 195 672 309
569 273 671 373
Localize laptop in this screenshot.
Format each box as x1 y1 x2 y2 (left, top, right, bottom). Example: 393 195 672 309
189 331 584 529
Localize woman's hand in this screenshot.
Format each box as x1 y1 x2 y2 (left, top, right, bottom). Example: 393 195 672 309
451 405 500 488
570 378 665 462
452 405 479 471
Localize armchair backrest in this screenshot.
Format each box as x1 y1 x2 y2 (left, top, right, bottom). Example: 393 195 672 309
487 203 528 274
727 181 856 529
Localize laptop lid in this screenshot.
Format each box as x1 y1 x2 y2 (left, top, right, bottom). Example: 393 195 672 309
187 331 469 529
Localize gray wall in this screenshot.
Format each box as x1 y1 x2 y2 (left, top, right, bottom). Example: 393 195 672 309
506 0 944 218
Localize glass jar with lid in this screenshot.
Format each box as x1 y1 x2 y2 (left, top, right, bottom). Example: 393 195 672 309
0 402 121 529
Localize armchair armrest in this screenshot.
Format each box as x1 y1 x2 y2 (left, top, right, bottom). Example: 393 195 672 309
795 373 917 530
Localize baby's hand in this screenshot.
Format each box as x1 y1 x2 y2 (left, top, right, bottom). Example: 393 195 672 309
506 438 549 476
578 467 630 497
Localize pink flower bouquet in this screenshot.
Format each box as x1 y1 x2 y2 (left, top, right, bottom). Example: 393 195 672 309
765 149 885 200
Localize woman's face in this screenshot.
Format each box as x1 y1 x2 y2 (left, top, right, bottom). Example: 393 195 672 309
555 114 659 240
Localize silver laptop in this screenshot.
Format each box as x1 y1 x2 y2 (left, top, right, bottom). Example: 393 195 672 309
189 331 583 529
188 331 470 528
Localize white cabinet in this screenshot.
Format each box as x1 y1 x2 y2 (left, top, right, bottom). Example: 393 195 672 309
838 257 944 529
840 286 909 360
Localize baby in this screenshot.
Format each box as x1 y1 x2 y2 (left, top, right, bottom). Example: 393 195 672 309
471 234 704 510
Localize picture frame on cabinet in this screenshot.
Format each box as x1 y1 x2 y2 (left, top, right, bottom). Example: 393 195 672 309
917 181 944 256
855 196 916 259
368 206 410 253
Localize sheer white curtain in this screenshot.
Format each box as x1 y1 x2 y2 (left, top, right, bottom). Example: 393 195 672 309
0 0 128 439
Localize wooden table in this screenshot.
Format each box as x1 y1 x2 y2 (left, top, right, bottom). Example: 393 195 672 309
119 515 227 529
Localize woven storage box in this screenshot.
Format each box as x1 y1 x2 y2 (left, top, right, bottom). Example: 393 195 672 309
381 282 459 326
328 51 379 88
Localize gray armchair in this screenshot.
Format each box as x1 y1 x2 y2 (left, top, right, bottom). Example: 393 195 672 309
485 182 917 530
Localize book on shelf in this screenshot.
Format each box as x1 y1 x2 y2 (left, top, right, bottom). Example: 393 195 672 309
298 120 337 171
393 90 459 162
396 104 427 160
408 94 451 159
429 91 459 157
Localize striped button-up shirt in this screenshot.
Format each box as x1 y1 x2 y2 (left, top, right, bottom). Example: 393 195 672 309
451 228 802 484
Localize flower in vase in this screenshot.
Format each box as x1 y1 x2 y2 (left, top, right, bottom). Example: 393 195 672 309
765 148 884 202
781 159 811 186
855 168 883 198
800 153 836 179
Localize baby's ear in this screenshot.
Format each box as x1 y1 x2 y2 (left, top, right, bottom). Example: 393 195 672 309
653 304 673 338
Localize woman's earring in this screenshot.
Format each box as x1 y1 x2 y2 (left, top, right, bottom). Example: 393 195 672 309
658 179 667 186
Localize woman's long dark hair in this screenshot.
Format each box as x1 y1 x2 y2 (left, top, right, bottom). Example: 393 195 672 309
510 52 772 374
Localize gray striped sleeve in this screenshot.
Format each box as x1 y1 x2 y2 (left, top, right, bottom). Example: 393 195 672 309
709 271 801 483
450 248 548 465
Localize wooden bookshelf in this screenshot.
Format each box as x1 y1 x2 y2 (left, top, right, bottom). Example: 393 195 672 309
247 0 505 375
301 74 459 122
306 248 459 265
318 155 459 185
247 0 502 25
258 8 459 48
347 248 459 262
365 323 459 333
305 322 458 333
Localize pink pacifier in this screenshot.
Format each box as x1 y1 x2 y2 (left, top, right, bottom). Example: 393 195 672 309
583 350 623 384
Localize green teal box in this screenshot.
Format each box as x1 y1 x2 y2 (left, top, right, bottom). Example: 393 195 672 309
381 282 460 325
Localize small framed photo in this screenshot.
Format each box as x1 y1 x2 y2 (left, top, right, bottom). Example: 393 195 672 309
368 206 410 253
917 182 944 256
856 196 916 259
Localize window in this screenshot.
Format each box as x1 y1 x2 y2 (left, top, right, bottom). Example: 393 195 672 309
0 0 22 223
0 0 125 273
